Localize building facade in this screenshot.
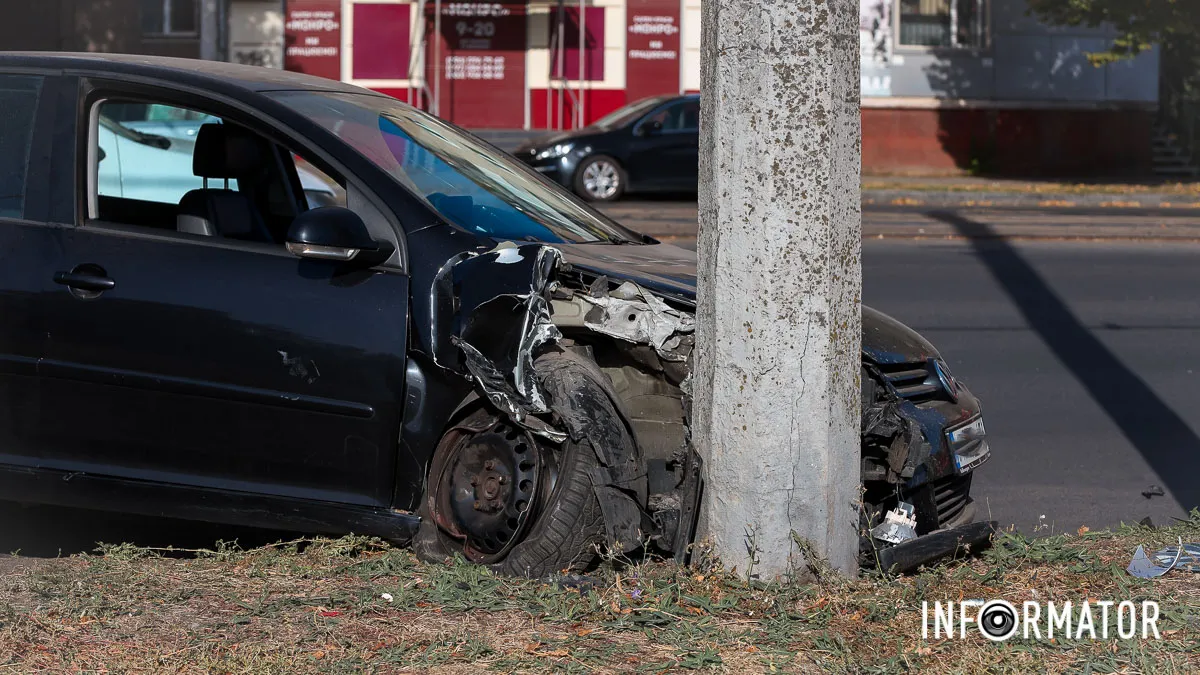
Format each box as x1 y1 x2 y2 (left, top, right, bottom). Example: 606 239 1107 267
0 0 1161 175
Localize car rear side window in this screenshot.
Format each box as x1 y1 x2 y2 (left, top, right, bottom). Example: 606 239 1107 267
0 75 43 219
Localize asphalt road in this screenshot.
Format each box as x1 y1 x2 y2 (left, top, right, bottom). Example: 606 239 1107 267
635 203 1200 534
1 203 1196 557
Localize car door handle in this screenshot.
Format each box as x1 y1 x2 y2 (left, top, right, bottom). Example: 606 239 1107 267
54 271 115 292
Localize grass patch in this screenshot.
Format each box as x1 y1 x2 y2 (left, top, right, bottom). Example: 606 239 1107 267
1 514 1199 672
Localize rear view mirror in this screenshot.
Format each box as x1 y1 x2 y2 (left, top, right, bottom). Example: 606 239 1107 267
286 206 393 265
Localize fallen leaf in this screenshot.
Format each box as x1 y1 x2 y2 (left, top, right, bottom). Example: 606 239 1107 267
312 651 325 660
541 649 569 657
575 628 594 637
319 611 341 618
915 646 933 656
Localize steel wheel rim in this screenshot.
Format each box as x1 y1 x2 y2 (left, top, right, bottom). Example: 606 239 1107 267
582 160 619 199
429 416 555 564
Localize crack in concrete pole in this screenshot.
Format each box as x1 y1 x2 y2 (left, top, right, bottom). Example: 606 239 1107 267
694 0 862 578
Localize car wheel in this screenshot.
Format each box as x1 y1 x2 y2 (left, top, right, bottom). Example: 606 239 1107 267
574 155 626 202
413 351 634 576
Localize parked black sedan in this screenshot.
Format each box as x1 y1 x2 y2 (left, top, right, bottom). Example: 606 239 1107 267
514 95 699 202
0 54 991 576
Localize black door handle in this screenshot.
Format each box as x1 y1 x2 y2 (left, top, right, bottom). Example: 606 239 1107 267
54 270 115 292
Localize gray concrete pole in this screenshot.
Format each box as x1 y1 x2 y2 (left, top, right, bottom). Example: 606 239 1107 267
199 0 221 61
693 0 862 578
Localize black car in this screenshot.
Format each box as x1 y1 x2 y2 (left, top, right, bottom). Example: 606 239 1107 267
515 95 700 202
0 53 991 576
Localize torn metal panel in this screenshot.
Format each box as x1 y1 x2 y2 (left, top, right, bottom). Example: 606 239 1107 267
572 280 696 362
448 243 567 442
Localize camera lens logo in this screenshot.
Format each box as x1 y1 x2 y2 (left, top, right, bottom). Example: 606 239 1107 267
978 600 1019 641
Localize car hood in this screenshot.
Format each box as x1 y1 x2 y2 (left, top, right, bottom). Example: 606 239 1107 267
556 242 939 365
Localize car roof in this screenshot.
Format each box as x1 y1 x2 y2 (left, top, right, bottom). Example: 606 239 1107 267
0 52 383 97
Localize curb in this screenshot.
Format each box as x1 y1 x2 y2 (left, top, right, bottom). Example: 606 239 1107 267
863 190 1200 210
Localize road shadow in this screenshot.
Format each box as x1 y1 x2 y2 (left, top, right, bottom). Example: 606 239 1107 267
0 501 301 559
928 210 1200 512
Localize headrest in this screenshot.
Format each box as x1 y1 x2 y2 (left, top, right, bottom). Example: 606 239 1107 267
192 123 265 179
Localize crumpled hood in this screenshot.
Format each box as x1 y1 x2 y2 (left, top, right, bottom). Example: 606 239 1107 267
556 242 940 365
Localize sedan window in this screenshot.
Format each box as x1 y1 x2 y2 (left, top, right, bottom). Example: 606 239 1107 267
642 99 700 132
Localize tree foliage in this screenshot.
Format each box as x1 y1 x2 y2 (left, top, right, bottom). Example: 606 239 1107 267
1025 0 1199 92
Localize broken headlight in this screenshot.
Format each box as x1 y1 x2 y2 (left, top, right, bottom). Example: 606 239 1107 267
946 415 990 474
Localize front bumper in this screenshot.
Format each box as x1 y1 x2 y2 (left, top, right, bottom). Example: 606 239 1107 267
876 520 998 573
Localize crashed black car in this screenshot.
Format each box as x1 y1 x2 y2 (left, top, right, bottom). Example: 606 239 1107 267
0 54 991 575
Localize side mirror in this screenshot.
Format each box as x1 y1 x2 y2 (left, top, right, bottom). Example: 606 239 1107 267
639 120 663 136
286 206 393 265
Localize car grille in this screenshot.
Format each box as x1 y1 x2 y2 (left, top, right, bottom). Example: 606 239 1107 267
877 361 950 405
933 473 974 528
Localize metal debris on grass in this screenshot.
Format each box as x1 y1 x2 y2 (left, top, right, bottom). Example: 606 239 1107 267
1127 537 1187 578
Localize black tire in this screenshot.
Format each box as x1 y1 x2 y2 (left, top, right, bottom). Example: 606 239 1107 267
413 350 637 577
573 155 627 202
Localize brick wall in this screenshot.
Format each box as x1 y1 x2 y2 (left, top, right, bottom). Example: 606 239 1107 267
862 107 1155 177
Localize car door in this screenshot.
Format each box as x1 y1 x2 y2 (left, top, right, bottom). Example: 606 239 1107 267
36 84 411 508
624 98 700 191
0 73 60 471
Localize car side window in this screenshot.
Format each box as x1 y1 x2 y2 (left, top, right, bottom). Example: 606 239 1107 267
95 100 237 206
295 155 347 209
642 100 700 133
89 97 357 248
0 75 43 219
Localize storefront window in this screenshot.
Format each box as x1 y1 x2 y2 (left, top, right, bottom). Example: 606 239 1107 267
142 0 198 36
898 0 987 49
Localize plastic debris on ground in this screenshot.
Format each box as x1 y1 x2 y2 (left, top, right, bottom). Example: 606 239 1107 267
871 502 919 545
1127 537 1188 578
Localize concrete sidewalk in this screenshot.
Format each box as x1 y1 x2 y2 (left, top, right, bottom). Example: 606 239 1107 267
862 176 1200 210
597 202 1200 242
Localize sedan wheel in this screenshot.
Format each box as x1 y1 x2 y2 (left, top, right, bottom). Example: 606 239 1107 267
574 156 626 202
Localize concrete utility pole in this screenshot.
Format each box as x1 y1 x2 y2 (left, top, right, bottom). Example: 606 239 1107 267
693 0 862 578
199 0 221 61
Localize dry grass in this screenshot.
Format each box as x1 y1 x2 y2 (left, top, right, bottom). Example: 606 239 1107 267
1 513 1198 673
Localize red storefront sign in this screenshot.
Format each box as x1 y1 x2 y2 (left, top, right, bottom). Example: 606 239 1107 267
427 1 527 128
284 0 342 81
352 3 412 80
625 0 681 102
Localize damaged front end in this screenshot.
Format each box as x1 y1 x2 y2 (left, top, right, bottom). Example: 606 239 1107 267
431 242 701 563
435 241 992 572
860 343 996 571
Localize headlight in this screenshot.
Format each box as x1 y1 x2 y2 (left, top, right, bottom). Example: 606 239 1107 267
947 415 990 474
534 142 575 160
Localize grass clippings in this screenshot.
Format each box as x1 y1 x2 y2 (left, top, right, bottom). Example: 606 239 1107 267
1 513 1199 673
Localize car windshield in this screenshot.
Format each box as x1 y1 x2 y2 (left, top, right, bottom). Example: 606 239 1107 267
268 91 643 244
589 96 671 129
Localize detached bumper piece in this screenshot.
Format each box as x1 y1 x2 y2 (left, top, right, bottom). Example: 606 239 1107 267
875 520 998 574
